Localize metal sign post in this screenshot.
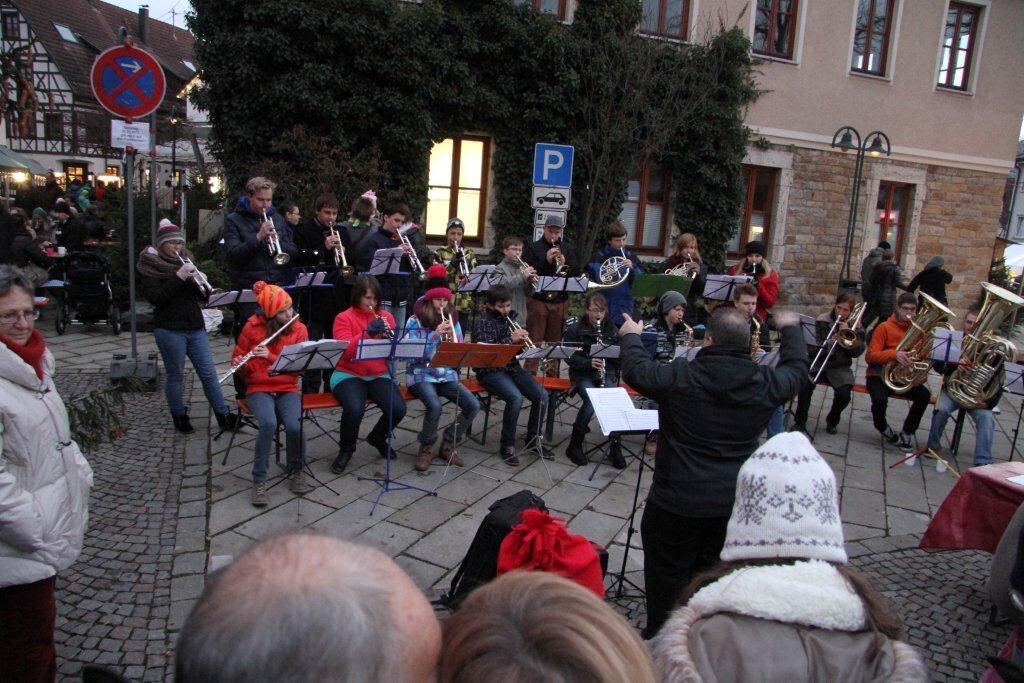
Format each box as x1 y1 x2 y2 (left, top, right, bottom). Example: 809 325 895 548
125 146 137 359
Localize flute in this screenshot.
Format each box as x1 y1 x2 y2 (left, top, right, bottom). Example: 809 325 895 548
219 313 300 384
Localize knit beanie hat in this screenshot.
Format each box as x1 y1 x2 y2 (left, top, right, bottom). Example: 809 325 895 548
156 223 185 247
425 264 448 289
721 432 847 564
658 290 687 316
32 207 47 219
159 218 174 228
927 256 945 269
252 280 292 317
54 199 70 214
744 240 767 257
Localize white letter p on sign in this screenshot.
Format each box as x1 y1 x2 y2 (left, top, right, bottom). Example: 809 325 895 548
542 150 564 181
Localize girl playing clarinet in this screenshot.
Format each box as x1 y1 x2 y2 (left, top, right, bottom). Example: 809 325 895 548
405 283 480 472
329 275 407 475
231 281 309 506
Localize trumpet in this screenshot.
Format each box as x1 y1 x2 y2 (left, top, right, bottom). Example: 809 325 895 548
515 255 539 285
329 224 354 277
177 254 214 298
550 241 570 276
219 313 300 384
398 225 427 280
505 315 535 349
453 240 470 279
439 307 456 343
262 211 290 266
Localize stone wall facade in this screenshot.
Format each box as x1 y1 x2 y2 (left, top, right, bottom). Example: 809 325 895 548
768 144 1004 319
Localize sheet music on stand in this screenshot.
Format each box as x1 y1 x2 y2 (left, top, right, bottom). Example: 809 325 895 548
586 387 659 435
471 264 496 275
591 343 620 360
206 289 256 308
1004 362 1024 396
518 344 578 362
702 274 752 302
758 349 780 368
292 271 329 287
931 329 963 363
269 339 348 374
536 275 588 295
355 335 427 362
457 272 493 294
798 315 819 346
369 247 407 276
674 345 702 361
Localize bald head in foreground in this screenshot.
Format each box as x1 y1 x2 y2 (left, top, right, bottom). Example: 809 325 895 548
175 534 441 683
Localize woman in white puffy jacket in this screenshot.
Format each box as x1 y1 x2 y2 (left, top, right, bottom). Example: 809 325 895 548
0 265 93 680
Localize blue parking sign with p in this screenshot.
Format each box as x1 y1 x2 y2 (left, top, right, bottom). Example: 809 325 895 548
533 143 574 188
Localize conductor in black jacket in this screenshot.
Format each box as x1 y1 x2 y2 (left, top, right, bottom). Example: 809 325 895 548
619 305 808 639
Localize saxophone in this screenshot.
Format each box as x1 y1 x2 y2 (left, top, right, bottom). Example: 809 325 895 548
947 282 1023 408
750 315 761 361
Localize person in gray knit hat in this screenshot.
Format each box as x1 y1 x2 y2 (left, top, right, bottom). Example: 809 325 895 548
651 432 927 682
639 291 693 455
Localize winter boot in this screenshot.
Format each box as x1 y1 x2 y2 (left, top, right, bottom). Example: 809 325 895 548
565 428 588 466
172 413 195 434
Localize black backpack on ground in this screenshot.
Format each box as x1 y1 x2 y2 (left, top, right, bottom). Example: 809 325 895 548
441 489 546 608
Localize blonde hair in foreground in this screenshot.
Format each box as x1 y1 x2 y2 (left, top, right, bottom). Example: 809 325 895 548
440 571 656 683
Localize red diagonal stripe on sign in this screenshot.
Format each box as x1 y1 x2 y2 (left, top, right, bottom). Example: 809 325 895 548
106 59 150 102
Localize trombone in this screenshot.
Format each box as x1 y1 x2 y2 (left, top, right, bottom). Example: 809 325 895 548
262 211 290 265
397 225 427 280
328 224 354 277
808 302 865 383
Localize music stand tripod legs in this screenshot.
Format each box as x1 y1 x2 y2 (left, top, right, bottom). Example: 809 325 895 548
606 441 648 599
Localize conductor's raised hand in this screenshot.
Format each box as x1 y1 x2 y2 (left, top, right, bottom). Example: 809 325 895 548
620 313 643 337
773 310 799 328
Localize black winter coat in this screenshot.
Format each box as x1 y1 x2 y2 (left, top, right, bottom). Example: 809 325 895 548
140 273 206 331
810 310 864 387
522 238 579 304
222 203 297 290
869 262 905 320
620 325 809 518
907 266 953 304
355 227 415 305
564 317 620 383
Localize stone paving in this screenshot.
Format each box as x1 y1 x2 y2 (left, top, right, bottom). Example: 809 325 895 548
40 314 1024 681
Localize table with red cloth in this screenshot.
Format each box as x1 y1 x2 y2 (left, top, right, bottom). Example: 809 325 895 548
920 462 1024 553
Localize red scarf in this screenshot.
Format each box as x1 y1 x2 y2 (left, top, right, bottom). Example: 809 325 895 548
1 329 46 379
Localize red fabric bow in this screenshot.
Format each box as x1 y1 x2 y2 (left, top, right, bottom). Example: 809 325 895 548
497 508 604 597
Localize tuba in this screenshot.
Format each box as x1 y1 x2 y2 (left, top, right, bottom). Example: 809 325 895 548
587 256 630 291
947 282 1023 408
882 293 955 393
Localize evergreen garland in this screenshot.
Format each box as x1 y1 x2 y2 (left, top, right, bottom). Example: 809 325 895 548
66 376 149 452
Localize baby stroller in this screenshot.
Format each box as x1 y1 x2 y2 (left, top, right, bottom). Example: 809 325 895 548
54 252 122 335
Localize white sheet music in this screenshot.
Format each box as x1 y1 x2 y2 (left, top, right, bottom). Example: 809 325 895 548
536 275 588 293
369 247 406 275
798 315 818 346
586 387 660 436
457 272 493 292
591 343 620 359
674 345 701 361
931 329 963 363
1004 362 1024 396
702 274 751 302
270 339 348 373
206 289 256 307
759 349 780 367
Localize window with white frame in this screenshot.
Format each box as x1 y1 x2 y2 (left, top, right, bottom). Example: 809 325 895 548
937 2 982 91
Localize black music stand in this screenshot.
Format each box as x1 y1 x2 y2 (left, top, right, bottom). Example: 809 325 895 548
263 340 349 495
368 247 408 278
702 274 751 306
458 269 495 333
585 387 658 598
536 275 588 297
354 331 435 514
429 342 519 483
1005 363 1024 462
205 288 256 309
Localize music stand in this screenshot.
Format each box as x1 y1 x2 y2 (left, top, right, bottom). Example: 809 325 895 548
631 273 692 298
798 315 819 347
458 272 495 332
368 247 408 277
586 387 658 597
265 340 349 495
673 345 701 361
536 275 588 297
702 274 751 305
205 289 256 308
430 342 520 483
1005 363 1024 461
354 331 434 513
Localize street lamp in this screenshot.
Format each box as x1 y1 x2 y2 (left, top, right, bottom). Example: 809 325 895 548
831 125 892 286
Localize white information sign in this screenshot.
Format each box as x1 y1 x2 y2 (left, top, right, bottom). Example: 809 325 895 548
111 120 150 149
531 185 571 210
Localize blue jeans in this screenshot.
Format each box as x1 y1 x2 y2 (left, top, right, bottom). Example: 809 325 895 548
573 375 616 432
154 327 229 417
766 404 784 438
331 377 407 453
409 381 480 445
927 390 995 465
479 367 547 448
246 391 302 484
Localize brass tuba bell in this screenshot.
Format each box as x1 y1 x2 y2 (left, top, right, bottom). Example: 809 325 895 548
946 282 1023 408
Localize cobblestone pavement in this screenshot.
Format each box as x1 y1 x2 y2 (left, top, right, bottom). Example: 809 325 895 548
41 316 1024 681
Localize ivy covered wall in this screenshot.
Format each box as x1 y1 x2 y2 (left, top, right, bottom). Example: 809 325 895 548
188 0 757 266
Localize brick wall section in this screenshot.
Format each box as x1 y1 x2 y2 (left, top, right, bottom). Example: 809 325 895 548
774 146 1004 318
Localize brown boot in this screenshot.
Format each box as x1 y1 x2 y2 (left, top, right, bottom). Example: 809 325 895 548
437 439 464 467
415 443 433 472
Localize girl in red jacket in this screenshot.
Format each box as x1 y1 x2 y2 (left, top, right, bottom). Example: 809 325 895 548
231 281 309 506
329 275 407 475
727 240 779 324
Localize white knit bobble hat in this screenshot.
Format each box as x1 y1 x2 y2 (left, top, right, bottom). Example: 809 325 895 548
720 432 847 564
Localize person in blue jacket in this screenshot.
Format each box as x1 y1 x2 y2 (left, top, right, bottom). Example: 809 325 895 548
587 221 641 326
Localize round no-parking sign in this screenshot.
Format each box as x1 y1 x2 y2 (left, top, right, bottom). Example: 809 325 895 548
90 45 166 120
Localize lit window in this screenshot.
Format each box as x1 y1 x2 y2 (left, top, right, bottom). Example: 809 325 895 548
729 166 777 255
618 163 670 251
53 23 77 43
875 181 912 262
850 0 895 76
753 0 798 59
938 2 981 90
641 0 689 40
424 137 490 241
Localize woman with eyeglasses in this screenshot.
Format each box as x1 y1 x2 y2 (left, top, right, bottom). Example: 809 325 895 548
0 264 94 680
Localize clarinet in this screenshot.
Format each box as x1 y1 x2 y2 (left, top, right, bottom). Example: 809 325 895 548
594 314 606 384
